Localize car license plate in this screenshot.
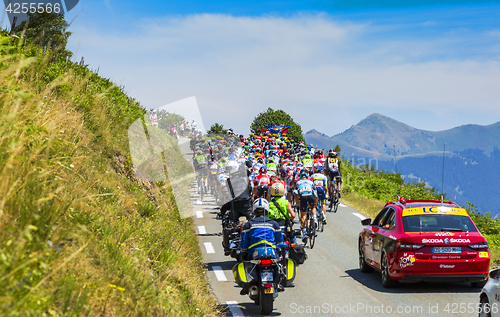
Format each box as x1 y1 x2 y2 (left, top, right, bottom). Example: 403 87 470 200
261 272 273 282
432 247 461 253
264 287 274 294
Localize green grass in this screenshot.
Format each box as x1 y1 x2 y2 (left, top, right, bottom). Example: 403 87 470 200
0 32 220 316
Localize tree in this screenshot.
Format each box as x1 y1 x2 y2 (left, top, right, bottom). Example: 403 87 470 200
15 12 72 57
207 123 227 135
250 108 304 142
155 110 185 130
335 144 341 155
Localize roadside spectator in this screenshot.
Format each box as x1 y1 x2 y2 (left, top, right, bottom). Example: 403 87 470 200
192 120 197 134
186 121 191 137
149 110 158 127
179 122 185 137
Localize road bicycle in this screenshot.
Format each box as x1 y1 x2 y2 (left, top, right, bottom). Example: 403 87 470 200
304 205 317 249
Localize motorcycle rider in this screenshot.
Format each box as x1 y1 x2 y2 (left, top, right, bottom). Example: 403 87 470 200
268 183 296 227
239 198 284 294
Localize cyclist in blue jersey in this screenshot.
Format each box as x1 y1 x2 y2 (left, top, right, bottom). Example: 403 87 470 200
294 169 317 243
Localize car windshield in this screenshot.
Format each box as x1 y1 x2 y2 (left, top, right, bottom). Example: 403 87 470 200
402 214 477 233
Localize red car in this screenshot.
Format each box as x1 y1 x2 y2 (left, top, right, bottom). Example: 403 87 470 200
359 198 490 288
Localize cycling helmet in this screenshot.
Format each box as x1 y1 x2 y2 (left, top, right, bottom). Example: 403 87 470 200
259 166 267 174
300 169 309 179
253 198 270 215
314 165 323 173
328 149 336 157
269 182 285 197
257 157 264 164
196 150 202 155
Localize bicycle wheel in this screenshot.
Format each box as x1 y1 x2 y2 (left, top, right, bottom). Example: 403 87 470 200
308 216 316 249
318 212 324 233
333 198 339 213
200 181 205 201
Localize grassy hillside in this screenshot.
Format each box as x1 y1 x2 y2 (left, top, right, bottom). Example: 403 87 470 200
0 32 219 316
339 156 500 266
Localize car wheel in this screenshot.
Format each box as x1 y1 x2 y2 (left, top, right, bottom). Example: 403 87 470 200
472 279 488 288
381 252 398 288
479 296 491 317
359 239 373 273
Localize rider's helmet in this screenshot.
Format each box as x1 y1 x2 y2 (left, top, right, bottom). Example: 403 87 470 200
317 149 323 156
269 182 285 197
259 166 267 174
328 149 336 157
257 157 264 164
196 150 203 155
314 165 323 173
300 169 309 179
253 198 270 216
220 157 227 163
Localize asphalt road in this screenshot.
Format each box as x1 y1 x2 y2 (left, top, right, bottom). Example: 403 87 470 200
179 138 482 317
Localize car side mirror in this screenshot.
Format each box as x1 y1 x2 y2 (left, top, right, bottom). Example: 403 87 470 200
361 218 371 226
489 268 500 279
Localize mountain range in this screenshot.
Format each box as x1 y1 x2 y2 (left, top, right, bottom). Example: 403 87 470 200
306 113 500 160
304 113 500 216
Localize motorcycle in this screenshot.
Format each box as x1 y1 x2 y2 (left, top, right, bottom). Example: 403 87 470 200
219 212 243 258
232 246 296 315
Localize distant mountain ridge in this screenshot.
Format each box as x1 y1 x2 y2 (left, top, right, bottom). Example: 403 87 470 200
305 113 500 160
304 113 500 216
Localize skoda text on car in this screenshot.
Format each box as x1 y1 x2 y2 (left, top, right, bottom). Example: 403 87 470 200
358 198 490 288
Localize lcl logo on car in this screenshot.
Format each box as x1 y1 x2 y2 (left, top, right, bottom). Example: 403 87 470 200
4 0 79 26
444 238 450 244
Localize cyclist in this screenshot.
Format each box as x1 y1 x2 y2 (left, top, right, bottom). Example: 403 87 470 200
252 167 270 199
311 165 328 225
193 150 207 194
324 149 342 199
295 169 317 243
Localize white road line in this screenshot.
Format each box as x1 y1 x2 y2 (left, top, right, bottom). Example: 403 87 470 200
204 242 215 254
198 226 206 235
352 212 367 220
197 200 203 205
339 203 347 207
226 301 245 317
196 210 203 218
212 266 227 281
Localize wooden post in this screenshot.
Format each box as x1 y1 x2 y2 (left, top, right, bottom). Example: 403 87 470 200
9 17 17 35
24 37 27 47
43 46 46 57
53 52 58 64
80 57 84 66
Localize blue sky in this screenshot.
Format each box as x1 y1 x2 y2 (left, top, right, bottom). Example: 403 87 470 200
3 0 500 136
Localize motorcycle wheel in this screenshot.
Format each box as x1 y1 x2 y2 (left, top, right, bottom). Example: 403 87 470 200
259 288 273 315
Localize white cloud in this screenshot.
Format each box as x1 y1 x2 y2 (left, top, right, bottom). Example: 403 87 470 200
67 13 500 136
